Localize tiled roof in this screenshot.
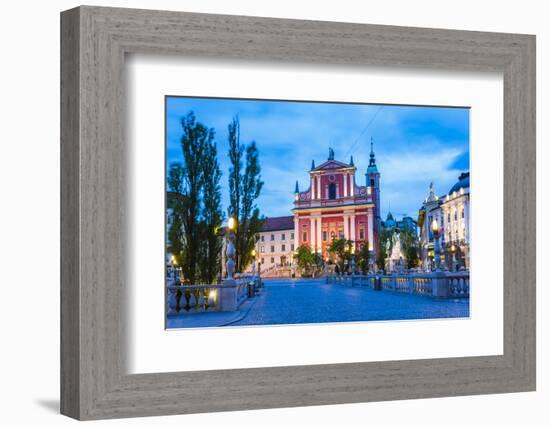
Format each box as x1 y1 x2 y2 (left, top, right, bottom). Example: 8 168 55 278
261 216 294 232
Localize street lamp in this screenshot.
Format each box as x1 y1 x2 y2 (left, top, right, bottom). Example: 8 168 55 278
225 217 237 279
170 255 178 282
251 248 257 277
431 219 441 272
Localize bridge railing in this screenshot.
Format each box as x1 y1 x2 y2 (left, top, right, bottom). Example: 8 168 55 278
167 275 261 316
327 271 469 298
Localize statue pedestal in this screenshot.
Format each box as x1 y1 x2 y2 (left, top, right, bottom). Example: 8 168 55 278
219 279 238 311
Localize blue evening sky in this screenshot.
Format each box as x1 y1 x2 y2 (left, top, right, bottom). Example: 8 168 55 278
166 96 469 221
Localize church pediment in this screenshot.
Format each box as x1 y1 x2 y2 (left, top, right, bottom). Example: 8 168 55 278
312 159 352 171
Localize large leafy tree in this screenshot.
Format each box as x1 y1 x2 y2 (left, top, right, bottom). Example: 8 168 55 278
167 165 186 267
167 112 219 284
198 140 224 283
227 117 264 273
295 244 317 277
327 238 354 273
400 228 420 269
355 243 370 274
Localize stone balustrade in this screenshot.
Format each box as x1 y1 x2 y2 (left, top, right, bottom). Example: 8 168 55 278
167 275 261 316
326 271 469 298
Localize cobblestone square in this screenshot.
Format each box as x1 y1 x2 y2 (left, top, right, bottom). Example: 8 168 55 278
167 278 469 329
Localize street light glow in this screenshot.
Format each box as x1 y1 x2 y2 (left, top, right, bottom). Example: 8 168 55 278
228 217 236 231
431 219 439 233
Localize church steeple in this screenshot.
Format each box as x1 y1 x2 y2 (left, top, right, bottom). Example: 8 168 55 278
367 137 378 174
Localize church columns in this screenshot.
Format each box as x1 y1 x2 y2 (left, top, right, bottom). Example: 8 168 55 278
343 214 349 240
316 176 321 200
316 216 322 253
343 210 355 242
307 213 322 254
343 173 348 198
310 217 316 250
367 209 374 250
311 176 316 200
294 215 300 247
350 214 356 244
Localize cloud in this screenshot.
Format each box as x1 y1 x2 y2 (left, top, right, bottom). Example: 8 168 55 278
166 97 469 220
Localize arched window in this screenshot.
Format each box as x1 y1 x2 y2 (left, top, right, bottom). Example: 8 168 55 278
328 183 336 199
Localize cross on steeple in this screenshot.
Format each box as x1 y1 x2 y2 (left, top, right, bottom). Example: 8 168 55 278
367 137 379 174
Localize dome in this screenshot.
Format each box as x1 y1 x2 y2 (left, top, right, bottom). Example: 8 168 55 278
448 172 470 195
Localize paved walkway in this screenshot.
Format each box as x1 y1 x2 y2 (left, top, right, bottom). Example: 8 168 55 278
167 278 469 329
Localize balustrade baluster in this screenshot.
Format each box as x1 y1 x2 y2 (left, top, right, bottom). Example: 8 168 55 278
197 289 205 311
167 287 178 315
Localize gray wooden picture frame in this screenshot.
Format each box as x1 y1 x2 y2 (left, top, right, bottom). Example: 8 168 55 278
60 5 536 420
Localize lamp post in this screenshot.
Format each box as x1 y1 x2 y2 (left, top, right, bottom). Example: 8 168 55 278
450 244 457 272
251 248 257 277
431 219 441 272
225 217 236 279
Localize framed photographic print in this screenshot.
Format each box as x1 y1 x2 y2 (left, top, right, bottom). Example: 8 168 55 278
61 6 536 420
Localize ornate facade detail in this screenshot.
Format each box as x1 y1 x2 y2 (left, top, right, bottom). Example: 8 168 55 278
292 147 381 259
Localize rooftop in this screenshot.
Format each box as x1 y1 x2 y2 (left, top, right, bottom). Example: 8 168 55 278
261 216 294 232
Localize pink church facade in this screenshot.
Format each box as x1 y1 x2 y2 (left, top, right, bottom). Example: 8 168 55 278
292 146 381 260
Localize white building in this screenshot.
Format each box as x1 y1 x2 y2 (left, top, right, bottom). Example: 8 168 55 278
418 172 470 271
255 216 296 275
441 172 470 270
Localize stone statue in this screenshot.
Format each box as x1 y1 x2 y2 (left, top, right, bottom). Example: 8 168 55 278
385 229 406 273
328 147 335 160
390 230 402 259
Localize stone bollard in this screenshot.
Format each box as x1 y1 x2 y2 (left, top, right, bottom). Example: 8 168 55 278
431 272 450 297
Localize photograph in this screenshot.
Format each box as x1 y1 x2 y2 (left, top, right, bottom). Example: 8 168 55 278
165 96 471 329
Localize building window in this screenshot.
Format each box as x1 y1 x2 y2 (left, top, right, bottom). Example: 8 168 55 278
290 244 294 251
328 183 336 200
339 230 344 239
282 244 286 251
261 235 264 242
323 231 327 241
290 232 294 240
260 246 265 253
271 234 275 241
270 257 274 264
302 232 307 242
330 231 335 240
454 210 457 221
359 228 365 240
281 233 285 240
461 208 465 219
370 178 375 187
447 213 451 223
270 245 275 253
261 258 264 264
